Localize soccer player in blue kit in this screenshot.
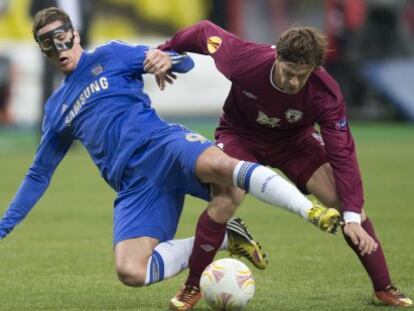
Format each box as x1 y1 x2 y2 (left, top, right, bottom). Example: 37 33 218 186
0 7 342 309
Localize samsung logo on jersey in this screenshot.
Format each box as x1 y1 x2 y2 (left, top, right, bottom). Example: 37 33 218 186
65 77 109 126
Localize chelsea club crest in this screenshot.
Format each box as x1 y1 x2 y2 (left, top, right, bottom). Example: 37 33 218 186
91 64 104 76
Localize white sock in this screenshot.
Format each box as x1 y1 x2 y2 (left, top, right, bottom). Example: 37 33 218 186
144 234 229 285
233 161 312 219
144 237 193 285
220 233 228 250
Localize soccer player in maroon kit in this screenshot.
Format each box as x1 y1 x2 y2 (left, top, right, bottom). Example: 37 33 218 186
157 21 412 309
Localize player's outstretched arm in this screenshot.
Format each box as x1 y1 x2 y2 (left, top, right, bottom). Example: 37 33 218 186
0 132 72 240
158 20 235 56
0 167 52 239
158 20 243 80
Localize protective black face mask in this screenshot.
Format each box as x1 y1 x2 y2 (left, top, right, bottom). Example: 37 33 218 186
36 23 75 57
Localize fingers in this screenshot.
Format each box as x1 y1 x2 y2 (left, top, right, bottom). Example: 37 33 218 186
362 237 378 256
144 50 158 73
165 76 173 84
155 74 162 90
360 239 372 256
358 235 368 255
165 72 176 84
157 74 166 90
154 71 177 91
343 223 380 257
144 49 172 74
167 72 177 80
348 230 359 246
373 240 378 252
356 230 378 256
155 73 167 90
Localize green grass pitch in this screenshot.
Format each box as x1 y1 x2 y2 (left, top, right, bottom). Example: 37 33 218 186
0 122 413 310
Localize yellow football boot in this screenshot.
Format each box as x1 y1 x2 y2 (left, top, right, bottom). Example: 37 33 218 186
227 218 268 270
307 202 341 234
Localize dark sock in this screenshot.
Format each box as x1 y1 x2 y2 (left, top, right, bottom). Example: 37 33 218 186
186 209 227 287
342 218 391 291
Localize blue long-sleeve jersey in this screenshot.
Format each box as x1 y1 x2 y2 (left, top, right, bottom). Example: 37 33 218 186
0 41 194 239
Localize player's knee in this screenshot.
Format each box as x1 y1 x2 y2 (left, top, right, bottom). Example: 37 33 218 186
197 147 238 183
210 155 237 179
209 188 245 222
116 263 147 287
228 187 245 207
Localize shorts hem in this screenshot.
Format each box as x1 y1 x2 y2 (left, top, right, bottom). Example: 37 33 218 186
189 142 214 201
114 226 168 246
190 142 214 178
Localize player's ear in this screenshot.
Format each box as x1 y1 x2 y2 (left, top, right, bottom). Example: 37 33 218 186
74 30 81 45
275 55 282 63
275 56 281 66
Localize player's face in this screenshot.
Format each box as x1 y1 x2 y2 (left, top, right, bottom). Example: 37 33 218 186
274 59 314 94
36 20 82 74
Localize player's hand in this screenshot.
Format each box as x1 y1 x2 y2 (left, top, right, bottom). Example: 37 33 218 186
155 72 177 90
144 49 172 75
343 222 378 256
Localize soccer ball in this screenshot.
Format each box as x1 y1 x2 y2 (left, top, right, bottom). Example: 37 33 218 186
200 258 256 311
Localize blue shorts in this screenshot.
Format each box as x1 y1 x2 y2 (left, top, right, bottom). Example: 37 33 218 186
113 124 214 245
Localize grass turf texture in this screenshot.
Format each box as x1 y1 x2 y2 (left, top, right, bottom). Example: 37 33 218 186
0 122 413 310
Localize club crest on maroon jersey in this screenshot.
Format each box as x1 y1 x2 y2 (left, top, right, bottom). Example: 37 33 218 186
285 109 303 123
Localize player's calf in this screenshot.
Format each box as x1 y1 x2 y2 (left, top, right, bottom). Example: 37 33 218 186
169 217 266 310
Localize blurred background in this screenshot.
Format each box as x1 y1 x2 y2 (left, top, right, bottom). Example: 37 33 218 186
1 0 414 132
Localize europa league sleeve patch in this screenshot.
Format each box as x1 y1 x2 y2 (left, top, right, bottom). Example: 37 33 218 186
335 118 348 130
207 36 222 54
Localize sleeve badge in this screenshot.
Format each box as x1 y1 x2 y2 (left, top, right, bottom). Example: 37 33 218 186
207 36 222 54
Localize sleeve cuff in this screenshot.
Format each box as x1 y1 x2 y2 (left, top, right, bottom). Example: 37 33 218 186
343 211 361 224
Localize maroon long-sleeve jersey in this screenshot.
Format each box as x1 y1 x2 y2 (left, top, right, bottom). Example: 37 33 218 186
159 20 364 214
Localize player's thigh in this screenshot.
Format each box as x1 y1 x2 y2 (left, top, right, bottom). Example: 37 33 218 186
306 162 341 209
196 132 262 185
273 132 328 194
156 125 216 199
113 184 185 284
195 146 238 185
114 180 185 246
125 124 213 202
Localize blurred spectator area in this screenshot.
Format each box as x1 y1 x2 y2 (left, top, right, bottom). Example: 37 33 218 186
325 0 414 121
0 55 12 125
0 0 413 127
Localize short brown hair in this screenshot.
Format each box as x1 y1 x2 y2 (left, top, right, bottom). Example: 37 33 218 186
276 27 328 67
32 7 73 41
